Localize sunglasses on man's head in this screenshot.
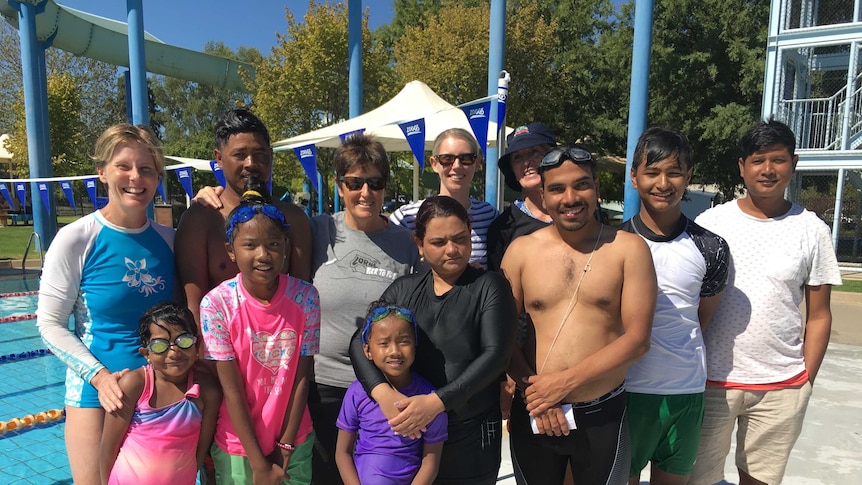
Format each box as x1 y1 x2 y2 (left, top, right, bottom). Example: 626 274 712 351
434 153 478 166
147 334 197 354
540 147 593 170
339 176 386 191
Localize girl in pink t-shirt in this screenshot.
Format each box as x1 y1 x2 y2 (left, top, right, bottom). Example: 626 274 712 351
201 184 320 485
100 302 222 485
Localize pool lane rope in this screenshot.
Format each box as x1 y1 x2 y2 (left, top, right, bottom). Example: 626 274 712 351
0 291 38 299
0 314 36 324
0 409 65 435
0 348 52 362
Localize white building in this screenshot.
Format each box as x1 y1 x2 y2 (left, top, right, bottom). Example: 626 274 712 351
763 0 862 263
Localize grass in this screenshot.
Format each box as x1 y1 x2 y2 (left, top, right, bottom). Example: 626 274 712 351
0 225 40 259
838 279 862 293
0 215 80 259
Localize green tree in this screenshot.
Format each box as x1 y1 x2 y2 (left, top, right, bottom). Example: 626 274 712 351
374 0 442 55
0 22 23 135
7 72 86 177
1 21 121 175
598 0 770 197
151 41 260 195
250 1 391 195
526 0 618 144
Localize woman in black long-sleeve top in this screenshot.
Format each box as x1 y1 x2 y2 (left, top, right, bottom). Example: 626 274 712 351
350 195 517 484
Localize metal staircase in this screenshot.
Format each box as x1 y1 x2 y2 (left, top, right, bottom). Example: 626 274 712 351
778 71 862 151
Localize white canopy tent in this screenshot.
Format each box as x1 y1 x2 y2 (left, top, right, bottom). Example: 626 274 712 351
272 81 508 203
272 80 505 152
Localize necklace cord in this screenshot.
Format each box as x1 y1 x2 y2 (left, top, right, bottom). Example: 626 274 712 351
538 225 603 375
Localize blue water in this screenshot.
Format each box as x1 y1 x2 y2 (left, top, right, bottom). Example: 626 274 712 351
0 277 72 484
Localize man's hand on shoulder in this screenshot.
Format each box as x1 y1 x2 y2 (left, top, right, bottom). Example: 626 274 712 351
275 201 312 282
192 186 225 210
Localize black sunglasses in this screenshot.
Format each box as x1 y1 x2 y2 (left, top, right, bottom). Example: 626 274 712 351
434 153 478 166
147 334 197 354
339 176 386 191
539 147 593 171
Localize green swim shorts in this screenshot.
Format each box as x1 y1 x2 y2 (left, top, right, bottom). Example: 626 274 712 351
627 392 704 477
211 431 315 485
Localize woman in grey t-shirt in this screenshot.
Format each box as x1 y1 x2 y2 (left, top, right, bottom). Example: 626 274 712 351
308 133 423 484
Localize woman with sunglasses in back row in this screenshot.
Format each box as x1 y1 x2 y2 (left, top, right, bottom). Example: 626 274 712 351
389 128 498 267
308 134 424 484
351 195 518 484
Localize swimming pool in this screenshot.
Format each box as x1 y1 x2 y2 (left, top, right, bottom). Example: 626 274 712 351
0 276 72 484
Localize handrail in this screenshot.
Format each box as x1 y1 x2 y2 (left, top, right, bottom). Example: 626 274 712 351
781 70 862 150
22 232 44 276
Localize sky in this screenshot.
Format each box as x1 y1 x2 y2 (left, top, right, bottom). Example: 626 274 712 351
56 0 397 55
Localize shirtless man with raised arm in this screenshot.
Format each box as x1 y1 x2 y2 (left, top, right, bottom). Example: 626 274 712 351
501 146 657 485
175 108 312 326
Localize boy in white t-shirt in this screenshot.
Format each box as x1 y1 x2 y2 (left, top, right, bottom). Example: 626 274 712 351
690 119 842 485
620 127 729 485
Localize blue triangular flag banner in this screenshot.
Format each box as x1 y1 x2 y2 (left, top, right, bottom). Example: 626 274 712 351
293 145 319 192
0 183 14 209
210 160 226 188
157 181 167 203
38 182 51 215
59 180 76 211
84 177 98 207
339 129 365 143
496 83 508 129
460 100 492 160
15 182 26 209
398 119 427 170
175 167 194 199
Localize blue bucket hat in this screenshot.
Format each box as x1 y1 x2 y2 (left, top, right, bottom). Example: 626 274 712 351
499 123 557 192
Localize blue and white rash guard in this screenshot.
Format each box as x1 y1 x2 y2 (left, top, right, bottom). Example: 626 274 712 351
37 211 175 407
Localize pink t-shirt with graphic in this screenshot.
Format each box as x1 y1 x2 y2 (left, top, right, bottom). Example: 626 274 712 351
201 274 320 456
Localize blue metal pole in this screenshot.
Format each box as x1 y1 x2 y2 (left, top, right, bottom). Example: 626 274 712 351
317 172 325 215
126 0 148 126
124 70 133 123
623 0 655 222
485 0 506 206
126 0 155 219
15 0 57 247
348 0 362 119
342 0 362 213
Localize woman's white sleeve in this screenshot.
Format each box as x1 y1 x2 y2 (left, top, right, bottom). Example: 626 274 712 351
36 224 105 383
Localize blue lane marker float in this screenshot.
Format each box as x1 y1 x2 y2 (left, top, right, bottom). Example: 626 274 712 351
0 348 52 363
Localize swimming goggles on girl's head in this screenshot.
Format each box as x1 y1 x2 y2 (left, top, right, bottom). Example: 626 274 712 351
226 203 289 241
147 334 197 354
361 306 419 344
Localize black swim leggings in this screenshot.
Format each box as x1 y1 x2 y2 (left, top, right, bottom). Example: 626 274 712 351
308 382 347 485
509 390 630 485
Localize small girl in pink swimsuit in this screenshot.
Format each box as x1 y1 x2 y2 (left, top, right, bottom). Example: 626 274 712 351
100 301 222 484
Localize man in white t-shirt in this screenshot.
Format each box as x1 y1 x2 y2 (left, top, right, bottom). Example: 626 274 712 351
690 119 842 485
